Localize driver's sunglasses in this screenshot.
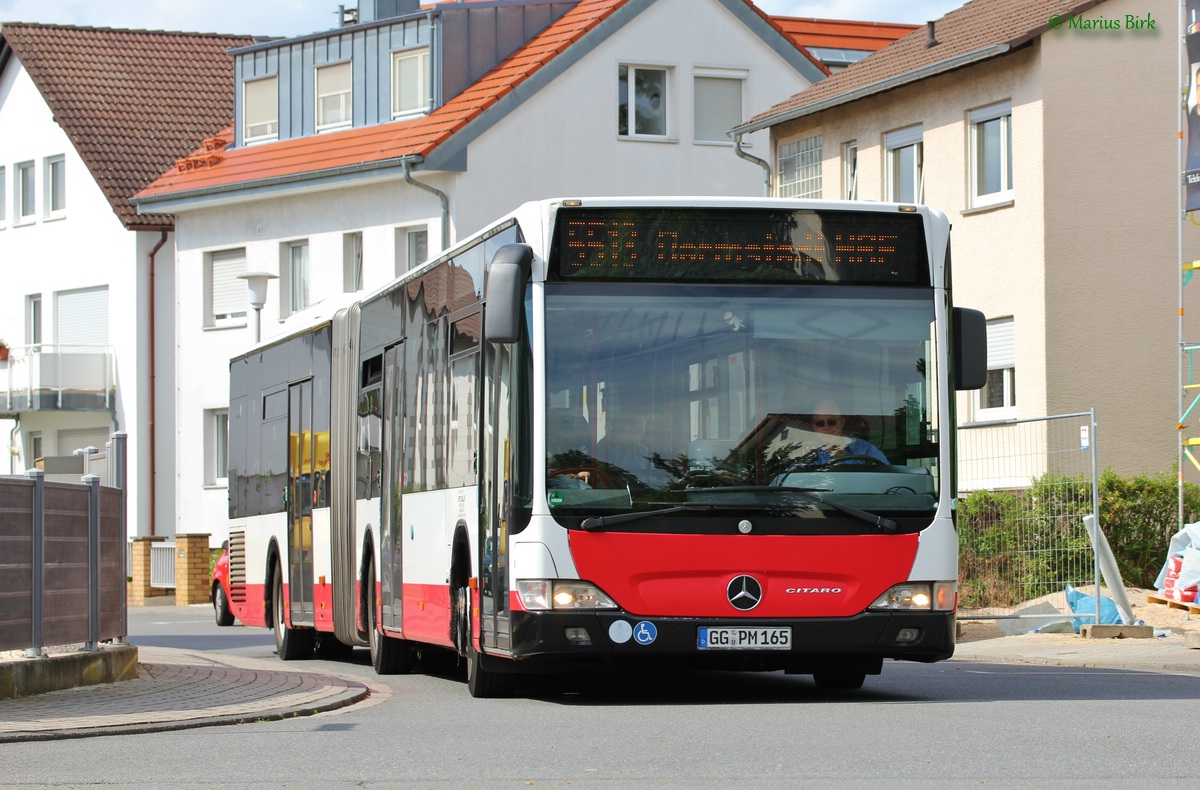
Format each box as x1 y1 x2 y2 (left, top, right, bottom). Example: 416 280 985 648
812 418 842 427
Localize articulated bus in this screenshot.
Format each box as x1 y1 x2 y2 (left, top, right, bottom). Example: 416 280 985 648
224 197 985 696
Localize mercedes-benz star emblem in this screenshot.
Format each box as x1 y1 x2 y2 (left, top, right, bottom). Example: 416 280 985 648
727 575 763 611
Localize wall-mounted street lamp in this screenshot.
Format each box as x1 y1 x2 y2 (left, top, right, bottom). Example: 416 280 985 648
237 271 278 343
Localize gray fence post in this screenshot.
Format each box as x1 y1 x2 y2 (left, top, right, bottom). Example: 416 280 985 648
85 473 101 651
25 468 45 658
111 432 128 643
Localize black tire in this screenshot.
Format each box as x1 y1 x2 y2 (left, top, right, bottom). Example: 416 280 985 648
315 633 354 661
812 671 866 690
213 583 235 627
456 581 516 698
366 561 414 675
272 562 314 660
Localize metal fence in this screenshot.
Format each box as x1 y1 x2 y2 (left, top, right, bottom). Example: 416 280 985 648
956 411 1101 622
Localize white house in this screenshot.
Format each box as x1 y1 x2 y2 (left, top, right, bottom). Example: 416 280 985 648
133 0 878 546
0 24 257 538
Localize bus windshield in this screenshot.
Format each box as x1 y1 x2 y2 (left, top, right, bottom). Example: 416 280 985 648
543 282 940 532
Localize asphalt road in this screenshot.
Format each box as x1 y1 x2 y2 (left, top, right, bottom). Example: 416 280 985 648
2 604 1199 789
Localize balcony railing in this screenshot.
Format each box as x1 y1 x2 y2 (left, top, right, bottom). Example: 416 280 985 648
0 344 116 414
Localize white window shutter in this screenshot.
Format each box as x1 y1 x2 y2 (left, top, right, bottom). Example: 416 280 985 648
56 286 109 346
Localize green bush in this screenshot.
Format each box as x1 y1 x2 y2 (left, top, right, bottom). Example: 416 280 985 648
957 468 1200 608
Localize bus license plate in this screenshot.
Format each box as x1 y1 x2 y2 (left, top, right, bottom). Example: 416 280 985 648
697 627 791 650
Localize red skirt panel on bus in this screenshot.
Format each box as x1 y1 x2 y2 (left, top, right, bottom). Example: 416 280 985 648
398 582 454 648
231 583 268 628
569 532 919 618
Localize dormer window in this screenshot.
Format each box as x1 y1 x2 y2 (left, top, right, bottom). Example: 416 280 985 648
317 62 353 132
392 48 430 119
244 76 279 144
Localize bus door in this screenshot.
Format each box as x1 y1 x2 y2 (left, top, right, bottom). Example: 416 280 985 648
381 343 405 630
288 379 316 626
481 340 514 652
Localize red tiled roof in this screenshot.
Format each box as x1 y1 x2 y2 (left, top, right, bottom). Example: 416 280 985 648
137 0 632 201
0 23 258 229
137 0 822 203
741 0 1103 132
770 17 919 53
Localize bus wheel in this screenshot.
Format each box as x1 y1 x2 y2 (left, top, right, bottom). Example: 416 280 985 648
812 671 866 690
456 582 516 698
366 561 414 675
272 562 314 660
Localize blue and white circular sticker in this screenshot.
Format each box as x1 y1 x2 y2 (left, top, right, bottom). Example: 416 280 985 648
633 621 657 645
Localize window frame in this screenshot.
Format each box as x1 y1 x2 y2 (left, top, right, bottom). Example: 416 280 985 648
885 125 924 204
205 408 230 486
15 160 35 223
395 224 429 275
776 134 823 199
344 231 364 293
282 240 310 317
692 68 745 145
618 63 672 140
842 141 858 200
316 61 353 132
27 293 42 348
43 155 66 219
243 76 280 144
391 48 431 120
976 317 1016 421
968 101 1013 209
0 165 7 228
206 249 248 329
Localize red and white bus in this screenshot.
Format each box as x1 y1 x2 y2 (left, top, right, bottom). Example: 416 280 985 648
223 197 985 696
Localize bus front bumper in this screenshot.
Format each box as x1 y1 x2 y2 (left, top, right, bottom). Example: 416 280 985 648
497 609 955 673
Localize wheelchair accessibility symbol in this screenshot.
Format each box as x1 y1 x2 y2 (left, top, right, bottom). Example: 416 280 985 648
633 621 657 645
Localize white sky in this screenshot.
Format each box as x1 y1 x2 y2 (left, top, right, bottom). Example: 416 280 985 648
0 1 964 38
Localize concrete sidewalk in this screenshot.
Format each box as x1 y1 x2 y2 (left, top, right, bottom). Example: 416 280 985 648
2 629 1198 743
0 645 370 743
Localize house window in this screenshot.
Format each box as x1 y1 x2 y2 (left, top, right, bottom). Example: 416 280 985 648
842 142 858 200
56 286 108 346
0 166 7 227
44 155 65 217
693 70 744 144
27 294 42 347
28 432 43 470
619 65 669 138
395 225 428 275
206 409 229 485
885 125 923 203
969 101 1013 208
977 317 1015 419
284 241 309 315
208 249 248 328
392 49 430 119
777 135 822 198
16 161 35 222
244 76 279 143
317 62 352 131
344 232 364 292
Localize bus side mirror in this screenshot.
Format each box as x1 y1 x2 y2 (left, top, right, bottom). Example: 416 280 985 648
953 307 987 391
485 244 534 344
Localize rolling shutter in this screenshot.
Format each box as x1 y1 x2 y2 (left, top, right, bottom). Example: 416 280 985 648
56 286 109 346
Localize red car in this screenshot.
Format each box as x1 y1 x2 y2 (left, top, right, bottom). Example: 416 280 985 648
211 540 235 626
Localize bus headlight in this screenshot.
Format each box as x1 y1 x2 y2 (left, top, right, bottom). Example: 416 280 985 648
868 582 956 612
517 580 619 611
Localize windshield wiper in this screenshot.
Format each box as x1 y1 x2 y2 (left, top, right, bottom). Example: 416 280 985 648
577 501 786 531
687 486 898 533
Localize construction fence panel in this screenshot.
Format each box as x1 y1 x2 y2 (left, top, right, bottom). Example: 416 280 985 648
956 410 1100 621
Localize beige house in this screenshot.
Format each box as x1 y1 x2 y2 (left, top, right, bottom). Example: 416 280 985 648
735 0 1200 481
